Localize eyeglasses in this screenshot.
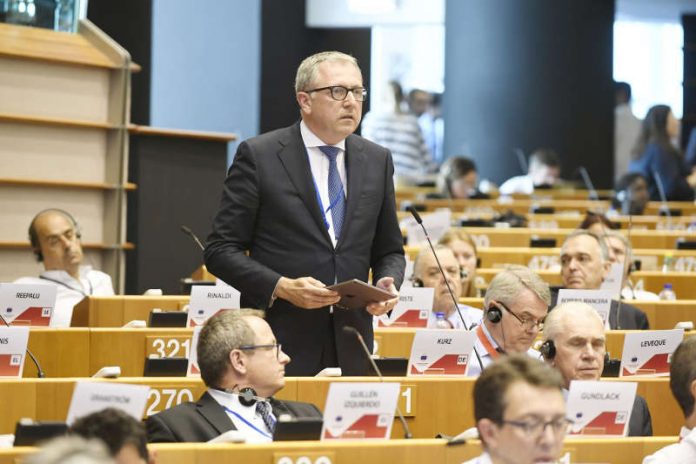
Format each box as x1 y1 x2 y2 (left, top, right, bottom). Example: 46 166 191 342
238 343 283 360
498 301 545 331
305 85 367 102
501 417 572 437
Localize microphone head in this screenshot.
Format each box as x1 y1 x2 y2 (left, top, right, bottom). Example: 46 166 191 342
180 225 192 235
342 326 360 336
407 206 423 224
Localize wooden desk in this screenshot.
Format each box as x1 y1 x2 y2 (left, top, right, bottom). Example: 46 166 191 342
475 269 696 300
25 328 194 377
0 377 681 437
458 227 696 250
71 296 189 327
0 437 680 464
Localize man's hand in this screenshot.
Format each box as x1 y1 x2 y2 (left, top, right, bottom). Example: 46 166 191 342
275 276 340 309
366 276 399 316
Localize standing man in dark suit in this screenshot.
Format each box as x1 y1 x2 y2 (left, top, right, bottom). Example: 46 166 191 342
147 310 322 443
204 51 405 376
541 302 653 437
556 230 649 330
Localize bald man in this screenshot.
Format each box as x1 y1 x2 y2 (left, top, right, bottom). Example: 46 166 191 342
14 209 114 327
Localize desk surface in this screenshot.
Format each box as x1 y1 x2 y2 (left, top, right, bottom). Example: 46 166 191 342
0 376 681 437
0 437 679 464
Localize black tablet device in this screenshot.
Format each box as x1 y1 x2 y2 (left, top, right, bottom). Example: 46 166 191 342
14 421 68 446
273 417 323 441
148 311 188 328
327 279 395 310
370 357 408 377
143 357 188 377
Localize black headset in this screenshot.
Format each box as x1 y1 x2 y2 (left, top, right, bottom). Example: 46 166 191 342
237 387 261 407
540 338 611 366
412 267 468 288
485 303 503 323
540 339 556 359
28 208 82 262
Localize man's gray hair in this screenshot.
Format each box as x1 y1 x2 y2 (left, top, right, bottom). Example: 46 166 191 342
483 265 550 308
197 308 265 388
543 302 604 342
412 244 455 278
295 51 360 93
562 229 610 262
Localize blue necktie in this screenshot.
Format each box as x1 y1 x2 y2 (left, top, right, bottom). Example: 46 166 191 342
319 145 346 240
256 400 276 433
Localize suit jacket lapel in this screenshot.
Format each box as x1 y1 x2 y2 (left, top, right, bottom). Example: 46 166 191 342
277 124 333 245
196 392 237 434
338 134 366 248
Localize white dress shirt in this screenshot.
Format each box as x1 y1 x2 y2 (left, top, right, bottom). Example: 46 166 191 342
427 304 483 330
499 175 534 195
14 266 114 327
642 426 696 463
462 451 493 464
300 121 347 248
207 388 275 444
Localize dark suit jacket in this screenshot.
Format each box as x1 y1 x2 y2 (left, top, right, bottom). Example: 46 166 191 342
146 392 322 443
549 289 649 330
204 123 406 376
628 394 653 437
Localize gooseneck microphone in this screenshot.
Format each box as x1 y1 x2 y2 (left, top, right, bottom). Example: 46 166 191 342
180 225 205 251
343 326 412 439
407 206 484 371
652 170 673 229
578 166 600 201
0 314 45 378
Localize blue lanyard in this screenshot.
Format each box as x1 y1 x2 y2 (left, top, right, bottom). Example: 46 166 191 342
222 406 273 439
39 275 92 297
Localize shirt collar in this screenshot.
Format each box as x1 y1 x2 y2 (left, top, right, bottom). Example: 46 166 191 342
300 120 346 151
208 388 257 421
480 322 500 350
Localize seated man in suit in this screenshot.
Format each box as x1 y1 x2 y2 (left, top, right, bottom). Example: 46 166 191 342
70 408 155 464
467 265 550 377
465 354 567 464
410 245 482 329
643 336 696 462
556 229 649 329
602 231 658 301
541 302 652 436
14 209 114 327
146 309 321 443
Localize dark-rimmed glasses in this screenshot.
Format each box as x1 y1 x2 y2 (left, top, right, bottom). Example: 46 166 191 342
305 85 367 102
238 343 283 360
498 301 545 331
501 417 572 437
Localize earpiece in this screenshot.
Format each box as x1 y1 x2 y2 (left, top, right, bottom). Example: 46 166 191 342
237 387 260 407
540 340 556 360
485 304 502 323
28 208 82 262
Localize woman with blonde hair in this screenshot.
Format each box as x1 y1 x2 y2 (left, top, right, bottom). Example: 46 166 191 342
438 229 480 297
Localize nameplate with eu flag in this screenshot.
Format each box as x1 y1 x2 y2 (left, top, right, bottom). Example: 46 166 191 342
407 329 475 376
186 283 240 327
0 283 56 326
0 326 29 377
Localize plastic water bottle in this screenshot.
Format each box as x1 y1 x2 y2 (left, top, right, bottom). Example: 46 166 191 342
658 283 677 301
435 312 450 329
662 252 674 272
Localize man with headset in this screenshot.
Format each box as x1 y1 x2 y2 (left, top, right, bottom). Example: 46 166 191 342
410 245 482 328
14 209 114 327
541 302 652 436
467 265 550 377
146 309 321 443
